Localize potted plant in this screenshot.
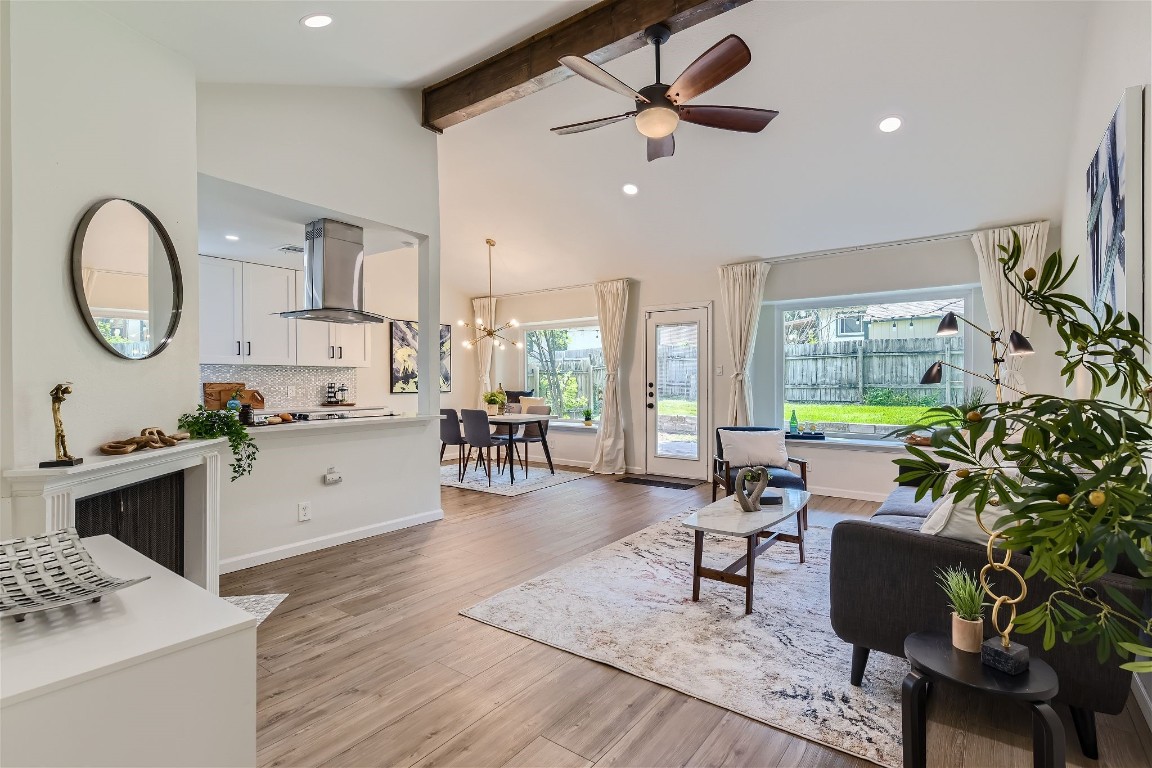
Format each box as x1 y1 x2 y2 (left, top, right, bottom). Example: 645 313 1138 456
482 390 506 416
226 388 243 412
937 566 987 652
178 405 258 481
582 408 593 426
895 235 1152 672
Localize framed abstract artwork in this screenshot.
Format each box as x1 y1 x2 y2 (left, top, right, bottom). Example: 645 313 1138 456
1087 86 1145 327
390 320 451 393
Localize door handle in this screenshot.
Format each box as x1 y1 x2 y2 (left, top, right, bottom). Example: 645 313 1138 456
646 403 654 409
338 346 343 359
247 342 251 356
329 345 335 359
236 341 241 356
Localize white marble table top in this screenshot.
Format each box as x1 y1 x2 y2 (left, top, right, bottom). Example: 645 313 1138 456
683 489 811 537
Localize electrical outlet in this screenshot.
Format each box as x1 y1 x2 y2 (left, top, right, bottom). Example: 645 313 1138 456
298 502 312 522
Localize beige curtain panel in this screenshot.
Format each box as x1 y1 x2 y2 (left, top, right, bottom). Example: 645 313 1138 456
590 278 630 474
472 296 497 404
971 221 1049 396
719 261 771 425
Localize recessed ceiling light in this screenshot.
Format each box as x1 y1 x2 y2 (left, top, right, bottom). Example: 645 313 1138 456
878 116 902 133
301 14 333 28
622 183 639 196
225 234 240 241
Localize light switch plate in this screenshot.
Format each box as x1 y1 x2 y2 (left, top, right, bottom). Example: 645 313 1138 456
715 365 724 376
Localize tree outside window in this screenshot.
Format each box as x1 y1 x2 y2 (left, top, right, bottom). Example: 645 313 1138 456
524 326 603 420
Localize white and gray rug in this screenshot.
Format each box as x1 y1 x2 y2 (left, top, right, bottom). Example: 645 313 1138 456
224 593 287 625
439 463 590 496
461 516 906 767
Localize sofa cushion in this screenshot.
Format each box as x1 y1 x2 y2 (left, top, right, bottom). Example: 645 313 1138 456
921 496 1009 545
724 466 806 490
874 486 938 519
868 514 927 531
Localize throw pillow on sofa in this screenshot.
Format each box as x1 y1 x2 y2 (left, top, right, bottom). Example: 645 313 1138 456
719 430 789 469
920 495 1009 545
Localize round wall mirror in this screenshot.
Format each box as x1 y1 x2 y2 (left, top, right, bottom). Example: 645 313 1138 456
71 198 183 360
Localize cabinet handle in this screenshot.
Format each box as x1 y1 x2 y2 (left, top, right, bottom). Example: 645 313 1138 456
338 346 343 359
236 341 241 356
247 342 251 356
329 345 335 359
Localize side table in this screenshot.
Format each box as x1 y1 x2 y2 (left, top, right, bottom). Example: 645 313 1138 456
902 631 1063 768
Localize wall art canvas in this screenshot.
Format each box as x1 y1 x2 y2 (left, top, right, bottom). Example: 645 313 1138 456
1087 86 1145 326
390 320 451 393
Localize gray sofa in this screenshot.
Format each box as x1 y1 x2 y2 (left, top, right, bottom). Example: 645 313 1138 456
829 481 1146 759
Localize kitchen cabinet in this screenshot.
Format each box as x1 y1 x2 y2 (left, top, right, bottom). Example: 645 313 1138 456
294 272 371 368
199 256 297 366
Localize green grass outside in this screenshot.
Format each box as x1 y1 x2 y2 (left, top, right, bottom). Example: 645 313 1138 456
658 399 698 417
784 402 931 427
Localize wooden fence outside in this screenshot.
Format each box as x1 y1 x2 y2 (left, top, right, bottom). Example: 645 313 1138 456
784 337 965 405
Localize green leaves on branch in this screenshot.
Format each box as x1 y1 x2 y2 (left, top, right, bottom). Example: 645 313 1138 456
178 405 259 481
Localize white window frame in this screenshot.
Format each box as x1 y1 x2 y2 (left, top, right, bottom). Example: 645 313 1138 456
517 317 602 425
765 284 983 442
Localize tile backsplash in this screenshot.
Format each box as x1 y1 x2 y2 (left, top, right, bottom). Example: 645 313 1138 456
200 365 356 410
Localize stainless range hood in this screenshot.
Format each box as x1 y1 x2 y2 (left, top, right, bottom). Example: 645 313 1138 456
279 218 386 324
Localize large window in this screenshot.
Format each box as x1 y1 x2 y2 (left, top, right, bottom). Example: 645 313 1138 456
781 296 969 436
524 324 604 421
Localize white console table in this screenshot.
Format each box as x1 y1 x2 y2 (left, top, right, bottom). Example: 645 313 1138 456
0 535 256 767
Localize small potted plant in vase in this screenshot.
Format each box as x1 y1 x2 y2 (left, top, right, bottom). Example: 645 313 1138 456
937 566 987 652
482 390 506 416
582 408 593 426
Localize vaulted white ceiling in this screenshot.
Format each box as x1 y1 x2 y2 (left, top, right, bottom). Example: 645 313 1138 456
100 0 597 87
437 1 1094 294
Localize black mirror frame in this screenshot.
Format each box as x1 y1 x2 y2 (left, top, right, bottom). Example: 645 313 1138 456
70 198 183 360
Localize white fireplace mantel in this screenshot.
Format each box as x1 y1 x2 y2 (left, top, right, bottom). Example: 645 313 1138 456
4 439 227 594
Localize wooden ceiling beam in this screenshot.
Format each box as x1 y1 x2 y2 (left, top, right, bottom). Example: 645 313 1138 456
421 0 751 132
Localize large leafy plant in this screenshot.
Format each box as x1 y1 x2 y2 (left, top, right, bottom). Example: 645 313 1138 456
893 233 1152 672
178 406 259 481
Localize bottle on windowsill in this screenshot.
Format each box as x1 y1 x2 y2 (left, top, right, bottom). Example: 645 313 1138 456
789 409 799 434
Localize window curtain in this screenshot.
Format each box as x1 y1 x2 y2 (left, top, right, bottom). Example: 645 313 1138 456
971 221 1049 396
473 296 496 404
719 261 771 425
590 279 630 474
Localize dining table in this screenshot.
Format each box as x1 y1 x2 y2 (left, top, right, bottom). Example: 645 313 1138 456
485 413 556 480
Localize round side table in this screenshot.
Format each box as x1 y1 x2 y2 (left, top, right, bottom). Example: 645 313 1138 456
902 631 1064 768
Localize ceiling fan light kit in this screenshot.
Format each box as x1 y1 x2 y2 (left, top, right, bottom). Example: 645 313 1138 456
552 23 777 161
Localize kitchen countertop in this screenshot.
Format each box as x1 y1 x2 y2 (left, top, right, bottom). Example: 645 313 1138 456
246 413 440 435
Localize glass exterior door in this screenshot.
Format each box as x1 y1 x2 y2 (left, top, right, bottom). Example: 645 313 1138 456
645 307 709 479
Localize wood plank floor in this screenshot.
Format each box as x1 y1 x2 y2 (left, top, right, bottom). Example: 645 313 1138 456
222 470 1152 768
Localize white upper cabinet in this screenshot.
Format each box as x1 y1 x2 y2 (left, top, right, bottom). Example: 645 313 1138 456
199 256 297 366
199 256 244 364
332 323 370 368
293 271 372 368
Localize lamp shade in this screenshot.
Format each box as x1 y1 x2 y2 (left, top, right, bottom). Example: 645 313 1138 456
1007 330 1034 356
936 312 960 336
920 361 944 385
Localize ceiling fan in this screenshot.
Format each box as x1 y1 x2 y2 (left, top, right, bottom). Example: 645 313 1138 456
551 24 778 161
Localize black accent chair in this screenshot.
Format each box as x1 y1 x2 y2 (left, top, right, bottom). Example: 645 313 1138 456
829 470 1147 760
712 426 809 527
503 389 533 404
439 408 467 481
460 409 512 486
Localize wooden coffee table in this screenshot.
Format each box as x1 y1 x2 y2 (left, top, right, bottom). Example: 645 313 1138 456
682 489 810 614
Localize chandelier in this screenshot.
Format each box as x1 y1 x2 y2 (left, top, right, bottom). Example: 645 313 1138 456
459 238 522 350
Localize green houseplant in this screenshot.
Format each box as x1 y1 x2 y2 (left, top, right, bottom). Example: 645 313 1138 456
938 566 987 652
894 234 1152 672
178 406 258 481
482 390 506 415
582 408 593 426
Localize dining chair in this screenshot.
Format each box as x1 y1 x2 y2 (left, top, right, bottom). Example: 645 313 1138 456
511 405 551 475
461 409 512 486
439 408 467 481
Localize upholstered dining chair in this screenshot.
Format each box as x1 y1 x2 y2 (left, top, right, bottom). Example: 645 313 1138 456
439 408 467 481
712 426 809 527
461 409 512 486
510 405 550 474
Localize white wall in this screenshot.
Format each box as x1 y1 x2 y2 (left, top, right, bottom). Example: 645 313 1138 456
1054 0 1152 731
0 1 199 536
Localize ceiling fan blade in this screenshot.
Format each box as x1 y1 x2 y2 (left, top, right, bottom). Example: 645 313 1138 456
550 112 636 135
559 56 649 103
666 35 751 105
680 105 778 133
647 134 675 162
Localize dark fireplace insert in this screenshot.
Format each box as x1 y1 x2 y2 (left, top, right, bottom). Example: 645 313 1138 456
75 471 184 575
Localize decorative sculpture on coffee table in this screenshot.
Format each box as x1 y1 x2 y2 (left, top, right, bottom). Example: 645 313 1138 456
40 382 82 468
734 467 769 512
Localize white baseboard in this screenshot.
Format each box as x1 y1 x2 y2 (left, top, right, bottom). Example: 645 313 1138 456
219 509 444 573
807 484 890 503
1134 675 1152 734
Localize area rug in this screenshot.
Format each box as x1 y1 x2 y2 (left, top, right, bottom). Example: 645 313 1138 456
224 593 287 625
439 463 589 496
461 515 905 767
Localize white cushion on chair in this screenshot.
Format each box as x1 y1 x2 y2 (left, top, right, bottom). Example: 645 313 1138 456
719 430 789 469
518 396 547 410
